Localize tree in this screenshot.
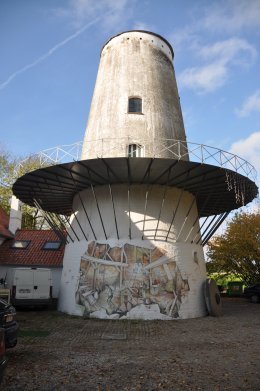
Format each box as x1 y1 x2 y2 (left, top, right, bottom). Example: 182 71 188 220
207 211 260 285
0 147 50 228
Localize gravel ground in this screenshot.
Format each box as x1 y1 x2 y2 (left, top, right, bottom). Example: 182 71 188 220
2 297 260 391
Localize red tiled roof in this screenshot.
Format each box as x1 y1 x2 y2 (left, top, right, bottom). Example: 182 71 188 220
0 207 13 239
0 230 65 267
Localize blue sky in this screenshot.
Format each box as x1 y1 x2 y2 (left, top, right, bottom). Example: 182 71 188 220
0 0 260 179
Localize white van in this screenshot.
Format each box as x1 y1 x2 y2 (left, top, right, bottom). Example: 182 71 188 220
11 268 53 307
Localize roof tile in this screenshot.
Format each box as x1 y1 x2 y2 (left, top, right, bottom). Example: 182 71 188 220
0 229 65 267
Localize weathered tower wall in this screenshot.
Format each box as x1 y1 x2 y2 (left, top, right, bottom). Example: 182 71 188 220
81 31 187 159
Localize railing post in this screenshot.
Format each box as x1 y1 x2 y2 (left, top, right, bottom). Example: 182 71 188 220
15 138 257 184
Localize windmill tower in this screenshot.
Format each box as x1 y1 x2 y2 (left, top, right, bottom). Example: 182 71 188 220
81 31 187 160
13 31 258 320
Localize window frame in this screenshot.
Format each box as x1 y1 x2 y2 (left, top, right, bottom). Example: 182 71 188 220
11 240 31 249
42 241 62 250
128 143 144 158
128 97 143 114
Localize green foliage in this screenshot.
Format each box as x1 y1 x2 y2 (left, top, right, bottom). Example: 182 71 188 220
207 272 243 287
207 211 260 285
0 146 49 228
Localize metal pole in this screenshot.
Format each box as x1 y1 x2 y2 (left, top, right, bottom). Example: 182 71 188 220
196 214 218 245
91 184 107 240
77 192 97 240
54 213 74 243
71 208 88 241
202 212 229 246
154 167 171 240
109 184 119 240
176 197 196 242
191 215 210 244
64 215 80 242
69 171 97 240
33 199 68 243
166 188 185 241
185 195 210 242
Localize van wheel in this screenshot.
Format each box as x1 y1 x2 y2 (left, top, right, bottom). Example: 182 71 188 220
251 295 259 303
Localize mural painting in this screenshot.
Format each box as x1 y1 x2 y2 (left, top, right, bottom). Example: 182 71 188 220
75 241 189 319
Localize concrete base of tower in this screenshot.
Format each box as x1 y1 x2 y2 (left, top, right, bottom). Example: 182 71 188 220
58 184 208 319
58 238 207 320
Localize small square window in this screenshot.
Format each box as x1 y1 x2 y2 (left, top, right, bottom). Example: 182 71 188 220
128 97 142 113
11 240 30 249
42 241 61 250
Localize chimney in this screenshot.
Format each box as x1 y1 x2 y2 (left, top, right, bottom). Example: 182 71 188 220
9 195 22 234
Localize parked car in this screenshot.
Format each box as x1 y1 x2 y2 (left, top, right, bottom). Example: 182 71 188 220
0 328 7 384
0 298 18 348
244 283 260 303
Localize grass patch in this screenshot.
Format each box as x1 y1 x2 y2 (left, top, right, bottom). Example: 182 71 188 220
18 330 50 337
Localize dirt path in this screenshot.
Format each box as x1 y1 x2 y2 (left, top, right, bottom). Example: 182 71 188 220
2 297 260 390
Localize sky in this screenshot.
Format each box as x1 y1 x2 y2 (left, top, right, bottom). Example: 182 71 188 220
0 0 260 189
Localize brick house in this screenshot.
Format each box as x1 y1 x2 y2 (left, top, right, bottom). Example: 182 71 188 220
0 206 65 299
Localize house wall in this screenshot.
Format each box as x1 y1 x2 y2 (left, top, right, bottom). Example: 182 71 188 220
9 196 22 235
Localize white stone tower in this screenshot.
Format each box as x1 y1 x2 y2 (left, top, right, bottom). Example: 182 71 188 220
81 31 187 160
13 31 258 320
60 31 207 319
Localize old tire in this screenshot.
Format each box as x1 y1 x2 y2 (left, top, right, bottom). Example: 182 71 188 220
204 278 222 316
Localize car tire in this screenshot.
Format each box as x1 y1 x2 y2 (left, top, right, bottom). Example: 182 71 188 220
250 295 259 303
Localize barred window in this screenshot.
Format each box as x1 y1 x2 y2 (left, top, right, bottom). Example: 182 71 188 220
128 144 144 157
128 97 142 113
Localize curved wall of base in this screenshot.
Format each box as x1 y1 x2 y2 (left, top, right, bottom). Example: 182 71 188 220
58 184 207 319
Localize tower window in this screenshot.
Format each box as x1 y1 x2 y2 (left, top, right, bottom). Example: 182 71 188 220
128 97 142 113
128 144 144 157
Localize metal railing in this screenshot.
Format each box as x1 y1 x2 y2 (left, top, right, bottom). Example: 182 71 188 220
17 138 257 182
16 141 83 172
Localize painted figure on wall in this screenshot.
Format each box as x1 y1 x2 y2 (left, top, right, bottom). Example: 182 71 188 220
75 241 189 319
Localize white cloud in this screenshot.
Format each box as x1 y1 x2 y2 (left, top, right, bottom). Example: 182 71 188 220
229 132 260 172
202 0 260 34
198 38 256 66
55 0 132 30
236 91 260 117
169 26 199 54
170 0 260 53
179 62 227 92
169 0 259 94
179 38 256 93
